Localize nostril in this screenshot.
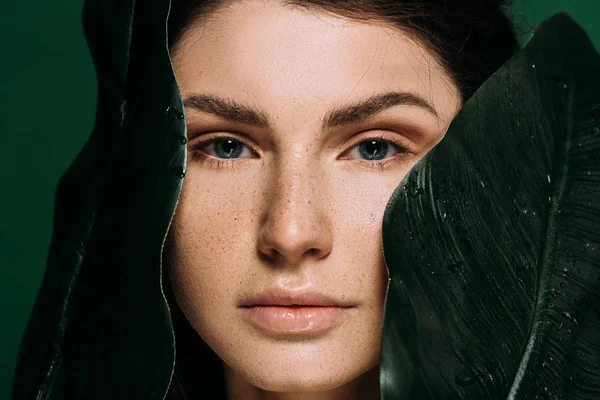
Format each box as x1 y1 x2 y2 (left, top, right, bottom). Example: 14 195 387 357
266 248 279 259
259 247 322 263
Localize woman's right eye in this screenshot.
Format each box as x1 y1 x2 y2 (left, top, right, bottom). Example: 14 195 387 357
191 137 255 159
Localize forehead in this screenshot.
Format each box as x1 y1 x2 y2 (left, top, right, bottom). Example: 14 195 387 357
171 0 459 125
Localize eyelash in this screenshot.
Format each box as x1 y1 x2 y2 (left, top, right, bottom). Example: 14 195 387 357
188 133 412 171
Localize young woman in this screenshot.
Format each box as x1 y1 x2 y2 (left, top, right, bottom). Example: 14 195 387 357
12 0 522 399
163 0 519 399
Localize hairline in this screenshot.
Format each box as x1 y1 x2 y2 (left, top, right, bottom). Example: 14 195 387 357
168 0 461 102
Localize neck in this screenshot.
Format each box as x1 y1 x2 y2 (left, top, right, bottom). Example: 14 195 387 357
224 364 380 400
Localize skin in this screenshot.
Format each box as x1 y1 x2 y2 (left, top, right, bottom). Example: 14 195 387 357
166 0 461 399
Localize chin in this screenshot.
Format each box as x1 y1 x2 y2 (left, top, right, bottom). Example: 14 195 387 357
253 375 342 392
219 332 378 393
244 360 350 392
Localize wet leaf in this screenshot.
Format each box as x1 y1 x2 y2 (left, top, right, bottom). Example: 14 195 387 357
12 0 185 398
381 14 600 400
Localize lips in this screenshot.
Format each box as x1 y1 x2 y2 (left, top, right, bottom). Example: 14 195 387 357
239 287 355 308
239 288 356 335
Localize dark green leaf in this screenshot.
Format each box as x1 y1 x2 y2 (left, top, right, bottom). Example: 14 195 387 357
12 0 185 398
381 14 600 400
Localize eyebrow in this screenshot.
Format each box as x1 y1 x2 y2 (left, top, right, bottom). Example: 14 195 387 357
183 90 438 131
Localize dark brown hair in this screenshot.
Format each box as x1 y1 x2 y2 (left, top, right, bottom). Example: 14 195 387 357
164 1 520 397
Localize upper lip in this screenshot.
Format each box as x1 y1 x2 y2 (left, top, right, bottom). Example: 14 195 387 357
239 287 356 308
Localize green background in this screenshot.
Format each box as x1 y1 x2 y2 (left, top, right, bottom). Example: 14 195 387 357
1 1 598 397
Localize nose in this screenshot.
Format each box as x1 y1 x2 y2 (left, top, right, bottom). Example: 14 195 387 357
256 160 333 266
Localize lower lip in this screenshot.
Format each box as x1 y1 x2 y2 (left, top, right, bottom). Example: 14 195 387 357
241 306 351 335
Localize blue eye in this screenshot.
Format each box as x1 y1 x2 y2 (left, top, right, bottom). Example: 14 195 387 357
213 138 244 158
348 139 400 161
358 140 391 160
195 138 254 159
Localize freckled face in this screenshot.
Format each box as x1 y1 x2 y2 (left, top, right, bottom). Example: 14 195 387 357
166 0 460 393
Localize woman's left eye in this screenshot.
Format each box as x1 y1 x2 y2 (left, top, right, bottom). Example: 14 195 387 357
344 139 402 161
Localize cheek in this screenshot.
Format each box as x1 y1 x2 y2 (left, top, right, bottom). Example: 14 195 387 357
165 172 260 335
332 170 398 288
331 167 407 235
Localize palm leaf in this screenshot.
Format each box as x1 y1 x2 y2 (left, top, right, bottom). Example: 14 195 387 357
381 13 600 400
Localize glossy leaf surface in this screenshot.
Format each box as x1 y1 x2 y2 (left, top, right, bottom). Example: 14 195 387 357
12 0 186 398
381 14 600 400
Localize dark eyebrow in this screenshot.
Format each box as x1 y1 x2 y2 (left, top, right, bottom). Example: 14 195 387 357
322 91 438 129
184 94 271 129
183 90 438 130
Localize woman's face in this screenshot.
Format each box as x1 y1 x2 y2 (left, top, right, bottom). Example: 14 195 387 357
167 0 460 394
